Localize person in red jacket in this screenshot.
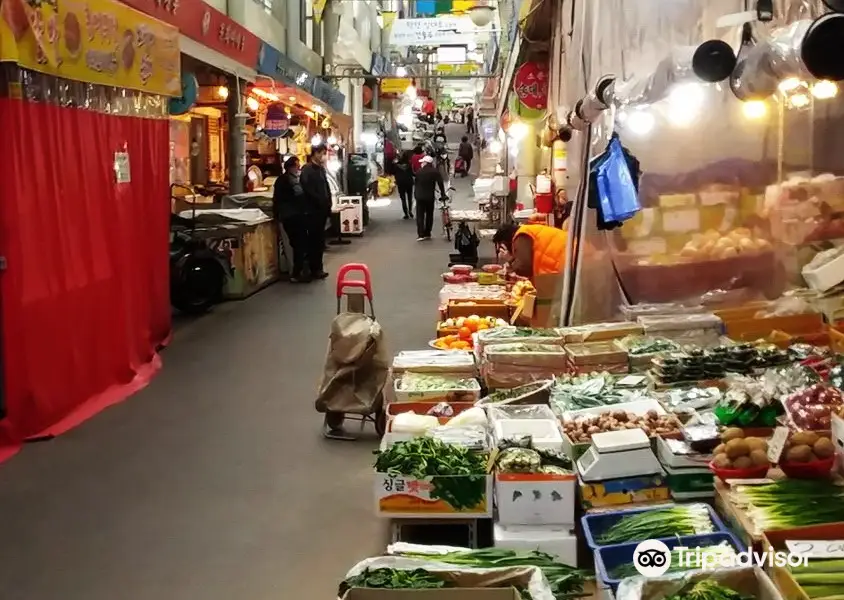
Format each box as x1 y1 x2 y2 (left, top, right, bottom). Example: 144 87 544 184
422 97 436 123
410 145 425 174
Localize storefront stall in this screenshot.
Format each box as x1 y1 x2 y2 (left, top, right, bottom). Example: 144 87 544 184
0 0 179 460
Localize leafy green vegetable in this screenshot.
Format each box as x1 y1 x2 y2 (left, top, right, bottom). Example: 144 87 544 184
550 373 630 411
597 504 716 544
732 479 844 531
342 568 446 591
397 548 590 599
374 438 489 510
620 335 680 356
398 373 480 391
611 543 738 579
665 580 753 600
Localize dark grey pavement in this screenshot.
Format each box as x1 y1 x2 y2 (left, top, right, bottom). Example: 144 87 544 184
0 175 480 600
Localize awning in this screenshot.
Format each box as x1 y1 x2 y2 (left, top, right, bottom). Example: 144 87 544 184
180 35 258 82
497 33 523 120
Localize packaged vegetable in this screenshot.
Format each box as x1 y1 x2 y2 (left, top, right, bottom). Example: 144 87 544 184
392 412 439 434
443 406 487 428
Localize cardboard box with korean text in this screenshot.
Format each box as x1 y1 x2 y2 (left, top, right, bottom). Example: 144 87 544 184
375 472 494 518
342 588 522 600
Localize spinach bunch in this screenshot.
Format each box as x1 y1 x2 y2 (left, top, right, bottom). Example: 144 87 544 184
342 568 446 591
374 438 489 510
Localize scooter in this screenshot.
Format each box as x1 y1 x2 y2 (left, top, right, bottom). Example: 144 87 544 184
169 184 231 314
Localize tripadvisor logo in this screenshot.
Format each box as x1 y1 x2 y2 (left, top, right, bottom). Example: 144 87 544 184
632 540 808 577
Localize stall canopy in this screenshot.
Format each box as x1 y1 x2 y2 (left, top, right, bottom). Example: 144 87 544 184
257 43 347 115
0 0 177 460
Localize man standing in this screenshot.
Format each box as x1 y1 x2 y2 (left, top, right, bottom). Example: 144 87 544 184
394 150 415 220
272 156 310 283
299 144 333 279
458 135 474 177
466 105 475 134
413 155 446 241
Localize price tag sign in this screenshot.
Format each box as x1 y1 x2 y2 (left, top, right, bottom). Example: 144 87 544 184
768 426 790 463
786 540 844 558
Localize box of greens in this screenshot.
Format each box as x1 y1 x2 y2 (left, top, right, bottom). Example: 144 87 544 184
394 372 482 403
342 589 522 600
373 436 493 518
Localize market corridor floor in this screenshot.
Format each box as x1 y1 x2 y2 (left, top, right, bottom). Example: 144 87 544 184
0 178 481 600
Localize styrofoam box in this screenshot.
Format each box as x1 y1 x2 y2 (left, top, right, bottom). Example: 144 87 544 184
495 472 576 526
493 419 564 451
803 250 844 292
561 398 667 423
493 523 578 567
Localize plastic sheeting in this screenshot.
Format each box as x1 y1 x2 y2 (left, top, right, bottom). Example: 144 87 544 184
557 0 843 324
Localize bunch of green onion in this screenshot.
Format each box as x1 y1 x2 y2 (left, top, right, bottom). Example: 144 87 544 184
597 504 716 544
611 543 738 580
731 480 844 532
790 560 844 599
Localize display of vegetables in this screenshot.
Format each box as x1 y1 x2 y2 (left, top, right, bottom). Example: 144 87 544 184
597 504 718 544
479 327 563 340
611 543 738 579
620 335 680 356
550 373 635 412
439 316 508 330
562 409 682 443
397 548 590 599
780 430 835 464
479 380 553 405
342 568 447 591
788 559 844 599
397 373 480 398
731 479 844 531
784 383 844 430
710 427 771 471
373 438 488 510
495 436 573 474
665 580 753 600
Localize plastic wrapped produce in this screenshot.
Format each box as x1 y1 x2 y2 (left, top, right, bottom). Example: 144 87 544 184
784 383 844 430
477 380 554 406
497 447 542 473
392 350 476 374
487 404 558 423
484 343 569 369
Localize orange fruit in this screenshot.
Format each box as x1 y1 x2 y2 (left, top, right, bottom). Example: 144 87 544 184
452 340 471 350
458 326 472 340
476 321 489 330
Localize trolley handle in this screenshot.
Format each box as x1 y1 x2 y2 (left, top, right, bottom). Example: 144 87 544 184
336 263 373 300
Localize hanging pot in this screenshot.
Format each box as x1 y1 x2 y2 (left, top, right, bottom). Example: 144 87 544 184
693 40 737 83
802 12 844 81
822 0 844 12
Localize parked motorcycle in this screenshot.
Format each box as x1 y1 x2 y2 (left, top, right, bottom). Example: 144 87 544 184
169 184 231 314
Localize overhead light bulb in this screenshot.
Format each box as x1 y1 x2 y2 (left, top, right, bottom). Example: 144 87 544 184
289 96 296 102
812 80 838 100
742 100 768 120
395 66 407 77
667 83 705 127
217 85 229 99
508 121 529 141
246 96 260 111
778 77 802 93
311 134 323 146
789 93 810 109
626 109 655 136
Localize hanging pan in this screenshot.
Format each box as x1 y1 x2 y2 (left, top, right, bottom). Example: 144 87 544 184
802 12 844 81
692 39 737 82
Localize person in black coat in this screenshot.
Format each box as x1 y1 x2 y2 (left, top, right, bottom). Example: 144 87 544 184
413 155 446 241
273 156 311 283
299 144 333 279
394 150 415 220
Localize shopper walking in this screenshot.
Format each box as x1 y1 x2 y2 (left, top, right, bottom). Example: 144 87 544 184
466 105 475 134
299 144 333 279
458 135 474 177
272 156 311 282
410 144 426 174
413 155 446 241
394 150 415 220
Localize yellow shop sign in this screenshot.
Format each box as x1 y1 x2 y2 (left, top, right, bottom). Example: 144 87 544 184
0 0 181 97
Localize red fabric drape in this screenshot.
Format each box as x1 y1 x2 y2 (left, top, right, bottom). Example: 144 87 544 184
0 98 172 457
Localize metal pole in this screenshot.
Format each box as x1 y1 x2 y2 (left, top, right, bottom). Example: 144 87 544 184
227 75 245 194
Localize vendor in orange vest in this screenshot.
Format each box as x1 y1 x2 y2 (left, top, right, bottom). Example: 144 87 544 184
492 222 568 280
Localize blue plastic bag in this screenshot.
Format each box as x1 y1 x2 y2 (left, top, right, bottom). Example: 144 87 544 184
596 137 641 222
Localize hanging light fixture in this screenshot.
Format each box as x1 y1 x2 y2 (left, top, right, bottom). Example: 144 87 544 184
742 99 769 119
217 85 229 99
246 97 260 111
812 80 838 99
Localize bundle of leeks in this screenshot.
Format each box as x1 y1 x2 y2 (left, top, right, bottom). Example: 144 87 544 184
789 559 844 600
730 479 844 532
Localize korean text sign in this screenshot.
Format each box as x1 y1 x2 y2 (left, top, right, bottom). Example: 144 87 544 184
0 0 181 96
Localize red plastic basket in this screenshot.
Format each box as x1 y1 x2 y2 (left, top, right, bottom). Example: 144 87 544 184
779 455 835 479
709 461 770 482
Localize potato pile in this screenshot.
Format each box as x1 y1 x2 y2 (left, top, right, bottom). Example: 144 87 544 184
782 431 835 464
712 427 771 470
562 409 682 443
679 228 772 261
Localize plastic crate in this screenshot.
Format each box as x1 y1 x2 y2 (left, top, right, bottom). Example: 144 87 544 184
581 503 729 550
595 532 746 591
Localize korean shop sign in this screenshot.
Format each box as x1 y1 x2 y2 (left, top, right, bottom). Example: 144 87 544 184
263 103 289 138
389 15 494 46
0 0 180 96
513 61 548 111
257 43 316 96
120 0 261 68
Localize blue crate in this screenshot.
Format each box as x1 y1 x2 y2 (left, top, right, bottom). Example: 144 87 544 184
581 503 729 549
595 532 746 592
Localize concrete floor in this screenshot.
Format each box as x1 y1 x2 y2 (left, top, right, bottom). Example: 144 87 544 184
0 164 481 599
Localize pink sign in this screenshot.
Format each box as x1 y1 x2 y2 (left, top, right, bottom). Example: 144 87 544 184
513 62 549 111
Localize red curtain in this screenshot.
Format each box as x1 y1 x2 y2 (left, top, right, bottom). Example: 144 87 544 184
0 98 172 457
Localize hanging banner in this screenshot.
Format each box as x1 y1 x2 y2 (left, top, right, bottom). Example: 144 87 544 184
513 61 549 111
0 0 181 96
389 15 494 46
436 63 480 75
263 103 289 138
313 0 328 24
380 78 412 94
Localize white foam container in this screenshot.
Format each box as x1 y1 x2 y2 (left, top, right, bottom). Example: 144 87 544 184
492 418 564 451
